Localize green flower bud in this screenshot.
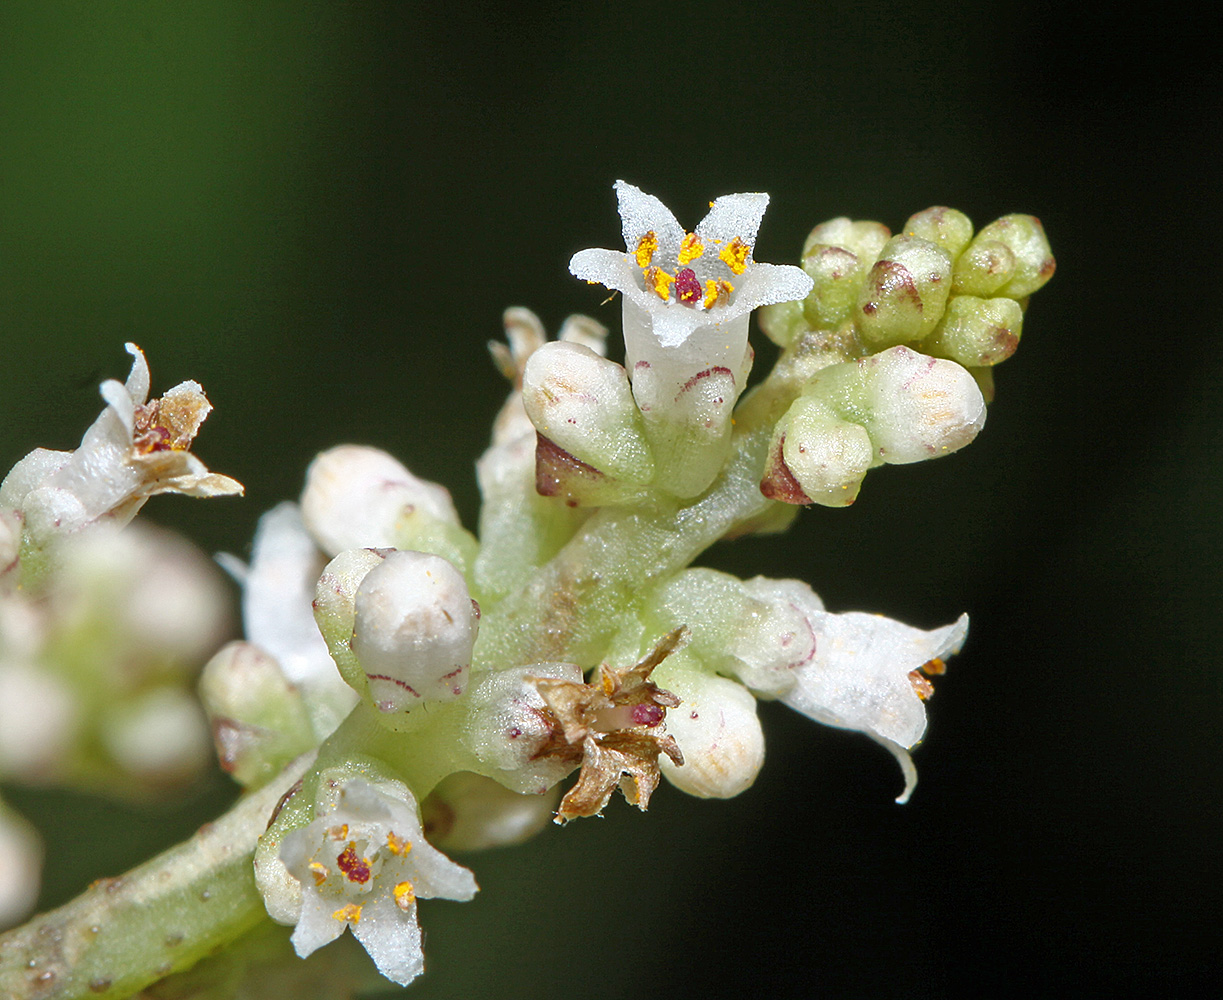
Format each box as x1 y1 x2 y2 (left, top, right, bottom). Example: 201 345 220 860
198 641 316 789
921 295 1024 367
762 396 873 507
758 298 808 349
799 218 891 333
522 342 654 485
972 214 1055 298
856 236 953 349
952 238 1017 296
313 548 388 707
421 772 559 851
902 206 974 258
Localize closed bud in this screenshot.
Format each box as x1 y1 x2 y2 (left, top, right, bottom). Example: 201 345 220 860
301 446 462 557
762 397 873 507
972 214 1055 298
952 238 1017 296
653 657 764 799
421 772 559 851
0 800 41 929
856 235 953 348
922 295 1024 367
351 551 479 713
801 217 891 262
198 641 316 788
758 298 809 348
521 341 654 485
903 206 974 258
100 687 211 788
799 218 891 333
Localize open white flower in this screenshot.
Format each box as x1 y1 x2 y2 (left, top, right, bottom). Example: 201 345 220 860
0 343 242 542
569 180 813 397
280 778 477 987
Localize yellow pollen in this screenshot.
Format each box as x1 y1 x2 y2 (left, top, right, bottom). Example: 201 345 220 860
678 232 704 265
386 831 412 856
703 279 734 308
327 823 349 841
309 862 329 886
635 231 658 267
646 267 675 301
394 880 417 911
332 903 362 924
719 236 751 275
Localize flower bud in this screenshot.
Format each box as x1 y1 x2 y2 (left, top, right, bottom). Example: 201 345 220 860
0 800 41 929
921 295 1024 367
903 206 974 258
460 664 582 794
421 772 559 851
654 659 764 799
521 341 654 485
0 510 19 589
972 214 1055 298
799 218 891 332
762 397 873 507
856 236 953 348
100 687 212 787
758 298 808 348
198 641 316 789
301 445 462 557
351 551 479 713
952 238 1016 296
0 662 78 779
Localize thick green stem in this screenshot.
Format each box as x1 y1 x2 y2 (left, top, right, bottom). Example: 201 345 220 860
0 755 312 1000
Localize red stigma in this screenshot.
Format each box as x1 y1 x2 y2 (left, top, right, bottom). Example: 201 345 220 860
675 268 701 305
336 843 371 884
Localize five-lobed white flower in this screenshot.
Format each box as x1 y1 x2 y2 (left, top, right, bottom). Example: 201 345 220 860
350 551 479 712
279 778 477 987
569 181 813 403
301 445 460 557
0 343 241 543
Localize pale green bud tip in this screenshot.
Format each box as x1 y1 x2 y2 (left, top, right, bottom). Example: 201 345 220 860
973 214 1056 298
301 445 460 557
903 206 974 258
351 551 479 713
762 401 873 507
923 295 1024 367
856 236 953 348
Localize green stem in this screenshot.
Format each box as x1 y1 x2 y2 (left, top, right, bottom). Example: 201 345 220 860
0 755 312 1000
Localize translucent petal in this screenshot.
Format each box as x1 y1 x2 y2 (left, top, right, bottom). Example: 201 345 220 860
351 892 424 987
696 191 769 246
289 884 348 958
613 180 685 261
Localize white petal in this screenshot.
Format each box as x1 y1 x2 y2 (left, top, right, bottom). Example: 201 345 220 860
695 191 769 246
613 179 685 258
289 885 348 958
122 342 151 404
351 892 424 987
730 261 815 314
568 247 639 297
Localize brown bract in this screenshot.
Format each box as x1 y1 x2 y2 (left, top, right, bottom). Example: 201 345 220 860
533 628 688 823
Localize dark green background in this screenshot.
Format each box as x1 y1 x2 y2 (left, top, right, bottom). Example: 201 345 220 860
2 3 1217 997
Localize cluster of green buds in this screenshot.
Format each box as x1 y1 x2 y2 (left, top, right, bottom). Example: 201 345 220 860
0 182 1054 997
758 207 1054 504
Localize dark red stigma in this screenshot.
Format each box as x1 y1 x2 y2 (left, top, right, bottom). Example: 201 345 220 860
675 268 701 306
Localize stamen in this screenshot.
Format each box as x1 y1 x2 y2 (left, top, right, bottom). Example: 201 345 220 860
393 880 417 912
703 279 734 309
678 232 704 265
327 824 349 841
645 267 675 301
308 861 329 886
719 236 751 275
386 831 411 856
635 232 658 267
332 903 363 924
908 670 935 701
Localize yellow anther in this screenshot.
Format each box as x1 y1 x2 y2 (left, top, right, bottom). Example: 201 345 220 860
719 236 751 275
635 231 658 267
393 880 417 911
678 232 704 265
309 862 329 886
327 823 349 841
386 831 412 856
703 279 734 308
332 903 363 924
646 267 675 301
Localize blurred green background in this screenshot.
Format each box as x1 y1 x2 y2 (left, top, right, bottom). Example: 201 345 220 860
1 2 1218 997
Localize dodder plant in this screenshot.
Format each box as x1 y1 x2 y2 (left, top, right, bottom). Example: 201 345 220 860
0 182 1053 997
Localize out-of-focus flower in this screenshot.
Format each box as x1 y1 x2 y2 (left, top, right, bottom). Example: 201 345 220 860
279 779 477 987
0 798 42 930
0 343 241 545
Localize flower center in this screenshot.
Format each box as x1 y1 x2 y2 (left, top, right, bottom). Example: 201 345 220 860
632 230 749 308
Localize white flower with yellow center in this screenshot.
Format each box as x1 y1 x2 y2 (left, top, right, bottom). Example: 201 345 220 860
280 779 477 987
569 180 813 399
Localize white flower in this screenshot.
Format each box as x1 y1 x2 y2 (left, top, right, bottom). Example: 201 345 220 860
280 778 477 987
0 343 242 541
569 181 813 397
766 585 968 804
